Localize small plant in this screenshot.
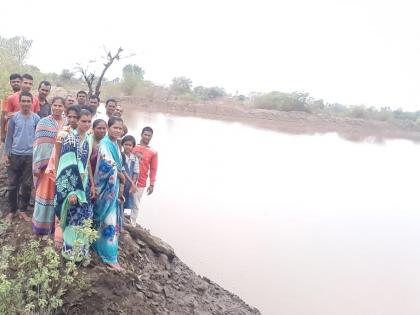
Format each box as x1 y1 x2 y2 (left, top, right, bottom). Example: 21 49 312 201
0 219 98 314
66 219 99 266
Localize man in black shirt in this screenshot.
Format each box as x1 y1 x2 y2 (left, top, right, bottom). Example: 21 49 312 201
37 81 51 118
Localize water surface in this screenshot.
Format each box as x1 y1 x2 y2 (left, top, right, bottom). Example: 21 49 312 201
124 111 420 315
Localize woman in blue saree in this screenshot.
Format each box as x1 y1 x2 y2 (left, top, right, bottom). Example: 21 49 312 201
92 116 125 271
55 109 95 260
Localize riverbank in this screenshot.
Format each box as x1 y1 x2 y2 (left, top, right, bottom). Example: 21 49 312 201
0 165 260 315
121 96 420 142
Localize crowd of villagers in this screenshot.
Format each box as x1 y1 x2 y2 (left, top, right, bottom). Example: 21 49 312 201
0 73 158 271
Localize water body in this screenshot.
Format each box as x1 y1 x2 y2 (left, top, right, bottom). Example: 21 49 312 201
123 111 420 315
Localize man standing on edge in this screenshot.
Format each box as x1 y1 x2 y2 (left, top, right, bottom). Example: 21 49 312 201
87 95 100 118
1 73 21 143
6 73 40 116
3 91 40 223
64 95 75 109
76 90 87 106
105 99 117 118
132 126 158 226
36 80 51 118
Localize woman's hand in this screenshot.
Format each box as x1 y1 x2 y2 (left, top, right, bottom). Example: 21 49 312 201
68 194 78 205
129 185 138 194
90 185 96 200
118 193 125 204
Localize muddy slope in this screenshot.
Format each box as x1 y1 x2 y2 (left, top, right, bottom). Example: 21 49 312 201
0 165 260 315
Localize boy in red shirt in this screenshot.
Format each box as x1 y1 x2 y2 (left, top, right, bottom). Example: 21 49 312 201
132 126 158 226
6 73 40 115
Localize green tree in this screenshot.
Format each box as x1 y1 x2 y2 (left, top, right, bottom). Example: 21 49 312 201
121 64 145 95
254 91 308 111
0 36 33 96
207 86 226 99
0 36 32 68
59 69 74 82
170 76 192 95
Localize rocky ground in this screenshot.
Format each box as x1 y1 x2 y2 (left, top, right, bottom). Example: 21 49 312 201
0 165 260 315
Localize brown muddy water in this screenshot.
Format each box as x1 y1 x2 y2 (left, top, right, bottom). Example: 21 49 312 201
123 110 420 315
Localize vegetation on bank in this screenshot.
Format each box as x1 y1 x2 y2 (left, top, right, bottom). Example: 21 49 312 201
1 35 420 129
0 220 97 315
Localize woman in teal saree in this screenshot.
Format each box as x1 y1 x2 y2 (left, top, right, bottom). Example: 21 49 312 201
92 117 125 271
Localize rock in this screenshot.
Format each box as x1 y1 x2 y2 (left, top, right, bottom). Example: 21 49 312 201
163 285 176 299
135 283 143 292
159 253 171 270
194 280 209 293
125 225 175 260
149 282 163 294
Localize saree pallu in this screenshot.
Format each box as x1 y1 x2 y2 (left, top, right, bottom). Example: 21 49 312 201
54 129 93 261
32 116 64 235
92 136 123 264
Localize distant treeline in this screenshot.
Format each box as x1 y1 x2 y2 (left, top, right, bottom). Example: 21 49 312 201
1 35 419 127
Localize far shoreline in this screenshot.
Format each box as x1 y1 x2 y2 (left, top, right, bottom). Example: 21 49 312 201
121 97 420 143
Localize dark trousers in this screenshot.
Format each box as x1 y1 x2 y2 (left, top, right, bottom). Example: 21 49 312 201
7 154 33 213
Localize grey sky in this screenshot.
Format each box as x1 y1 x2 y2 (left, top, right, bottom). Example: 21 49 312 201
1 0 419 110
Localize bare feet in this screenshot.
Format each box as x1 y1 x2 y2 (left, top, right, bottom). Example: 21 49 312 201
106 263 125 272
54 239 63 250
4 213 14 224
17 211 31 222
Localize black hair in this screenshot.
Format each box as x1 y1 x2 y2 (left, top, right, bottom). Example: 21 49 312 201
66 105 81 118
51 96 65 105
106 98 117 106
93 119 107 128
21 73 33 81
122 135 136 146
9 73 22 81
141 126 153 134
122 124 128 136
80 109 92 118
77 90 87 97
19 91 33 102
38 80 51 90
108 116 123 127
80 105 93 113
89 95 100 102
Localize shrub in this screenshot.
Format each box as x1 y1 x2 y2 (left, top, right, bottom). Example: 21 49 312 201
253 91 308 111
0 219 97 314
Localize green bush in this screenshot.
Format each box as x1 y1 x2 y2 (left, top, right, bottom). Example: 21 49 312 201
0 219 97 315
253 91 308 111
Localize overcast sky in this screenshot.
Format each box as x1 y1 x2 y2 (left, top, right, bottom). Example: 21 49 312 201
1 0 420 110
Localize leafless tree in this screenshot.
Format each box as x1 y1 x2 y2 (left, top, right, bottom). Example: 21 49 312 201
76 47 132 98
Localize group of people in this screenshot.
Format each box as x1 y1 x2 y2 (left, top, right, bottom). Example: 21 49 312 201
0 73 158 271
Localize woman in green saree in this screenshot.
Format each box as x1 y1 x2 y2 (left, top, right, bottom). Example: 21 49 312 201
54 109 95 260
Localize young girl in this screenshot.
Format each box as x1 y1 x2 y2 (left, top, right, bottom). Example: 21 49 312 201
121 135 140 226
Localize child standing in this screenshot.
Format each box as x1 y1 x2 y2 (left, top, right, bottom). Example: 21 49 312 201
121 135 140 226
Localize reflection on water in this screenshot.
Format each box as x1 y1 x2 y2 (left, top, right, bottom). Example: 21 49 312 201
124 111 420 315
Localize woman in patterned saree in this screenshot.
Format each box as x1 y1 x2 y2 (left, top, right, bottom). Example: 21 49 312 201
92 116 125 271
32 97 66 235
55 109 95 260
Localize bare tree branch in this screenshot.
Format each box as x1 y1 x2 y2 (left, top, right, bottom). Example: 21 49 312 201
76 46 134 98
94 47 124 97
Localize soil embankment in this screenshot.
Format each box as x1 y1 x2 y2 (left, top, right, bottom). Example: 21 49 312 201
121 97 420 142
0 165 260 315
